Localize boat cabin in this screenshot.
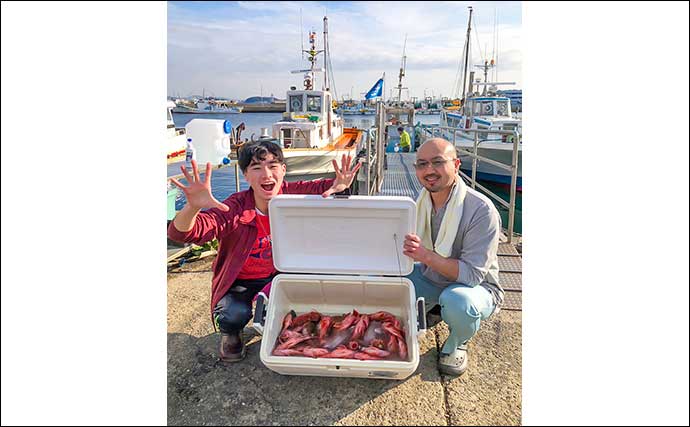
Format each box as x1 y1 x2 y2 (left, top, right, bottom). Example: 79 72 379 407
273 90 343 149
464 96 512 118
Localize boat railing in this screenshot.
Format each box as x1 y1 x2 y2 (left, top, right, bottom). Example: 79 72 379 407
420 125 521 243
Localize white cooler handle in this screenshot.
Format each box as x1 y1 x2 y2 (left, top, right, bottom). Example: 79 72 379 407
252 292 268 335
416 297 427 337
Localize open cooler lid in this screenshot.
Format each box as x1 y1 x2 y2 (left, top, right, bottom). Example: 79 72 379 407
268 195 415 276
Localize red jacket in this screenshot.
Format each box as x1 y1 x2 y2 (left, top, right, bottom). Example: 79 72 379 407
167 179 335 325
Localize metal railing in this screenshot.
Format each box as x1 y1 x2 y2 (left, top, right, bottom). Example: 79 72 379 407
359 127 381 196
421 125 521 243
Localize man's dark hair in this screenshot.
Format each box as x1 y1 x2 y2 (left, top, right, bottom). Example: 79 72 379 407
238 140 285 172
397 126 404 132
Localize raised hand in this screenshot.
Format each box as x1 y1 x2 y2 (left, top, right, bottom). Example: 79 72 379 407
169 159 229 212
321 153 363 197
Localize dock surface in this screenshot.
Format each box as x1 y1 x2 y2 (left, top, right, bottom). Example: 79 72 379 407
168 258 521 426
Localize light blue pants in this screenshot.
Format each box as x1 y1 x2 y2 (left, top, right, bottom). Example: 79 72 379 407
406 263 496 354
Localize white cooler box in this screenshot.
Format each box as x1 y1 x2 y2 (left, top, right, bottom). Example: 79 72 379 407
252 195 427 380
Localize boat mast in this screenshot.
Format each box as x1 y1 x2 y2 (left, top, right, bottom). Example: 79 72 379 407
460 6 473 105
323 16 329 91
396 34 408 102
323 16 332 138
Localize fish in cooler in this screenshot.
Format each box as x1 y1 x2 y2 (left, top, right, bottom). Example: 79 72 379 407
272 309 408 361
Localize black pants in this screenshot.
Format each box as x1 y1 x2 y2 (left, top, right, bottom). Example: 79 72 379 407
213 277 273 334
401 145 411 153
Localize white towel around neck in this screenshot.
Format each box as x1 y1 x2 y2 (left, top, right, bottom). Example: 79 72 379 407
415 177 467 257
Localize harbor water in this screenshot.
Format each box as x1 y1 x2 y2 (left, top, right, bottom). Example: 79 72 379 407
169 112 522 233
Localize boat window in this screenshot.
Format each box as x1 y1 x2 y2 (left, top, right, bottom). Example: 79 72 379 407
497 101 509 116
475 101 493 115
307 95 322 112
167 108 173 122
289 95 303 112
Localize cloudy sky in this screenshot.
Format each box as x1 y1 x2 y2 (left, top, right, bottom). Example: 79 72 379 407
168 1 521 101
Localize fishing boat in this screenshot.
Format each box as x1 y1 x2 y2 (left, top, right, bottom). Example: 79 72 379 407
338 102 375 115
167 100 187 161
268 17 365 181
173 99 243 114
439 7 522 189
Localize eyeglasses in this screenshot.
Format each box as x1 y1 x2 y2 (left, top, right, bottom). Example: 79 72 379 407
413 159 455 170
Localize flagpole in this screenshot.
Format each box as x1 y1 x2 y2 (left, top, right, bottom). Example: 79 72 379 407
382 72 386 103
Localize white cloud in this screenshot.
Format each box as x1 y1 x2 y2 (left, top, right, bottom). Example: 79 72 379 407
168 1 522 100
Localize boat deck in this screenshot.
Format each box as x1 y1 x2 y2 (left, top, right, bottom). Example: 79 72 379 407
330 128 366 149
380 152 522 311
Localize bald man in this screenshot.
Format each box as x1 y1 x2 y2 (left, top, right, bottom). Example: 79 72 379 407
403 138 503 376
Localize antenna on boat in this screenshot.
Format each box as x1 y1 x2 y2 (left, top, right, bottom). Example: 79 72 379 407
292 25 324 91
300 8 304 61
475 60 495 95
323 16 329 91
396 34 408 102
460 7 473 106
492 8 497 82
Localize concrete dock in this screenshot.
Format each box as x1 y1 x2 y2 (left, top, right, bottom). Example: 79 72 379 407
168 258 521 426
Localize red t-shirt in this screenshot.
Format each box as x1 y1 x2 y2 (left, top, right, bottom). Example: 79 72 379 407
237 210 276 279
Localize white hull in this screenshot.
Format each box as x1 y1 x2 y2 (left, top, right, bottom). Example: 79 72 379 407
437 128 522 182
167 132 187 158
456 140 522 180
173 108 243 114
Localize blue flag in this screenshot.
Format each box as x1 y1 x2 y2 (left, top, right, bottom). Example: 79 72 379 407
365 78 383 99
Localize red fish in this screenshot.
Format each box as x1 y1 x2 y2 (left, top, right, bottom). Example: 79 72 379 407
397 336 408 360
369 310 396 322
347 341 360 351
292 311 321 328
302 347 330 358
279 329 304 343
334 310 360 331
301 321 317 337
272 348 303 357
354 352 385 360
382 321 403 340
361 346 391 358
323 345 356 359
350 314 370 341
386 334 398 354
318 315 334 341
281 310 296 331
275 335 313 351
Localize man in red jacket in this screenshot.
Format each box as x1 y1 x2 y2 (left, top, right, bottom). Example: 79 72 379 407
168 140 361 363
